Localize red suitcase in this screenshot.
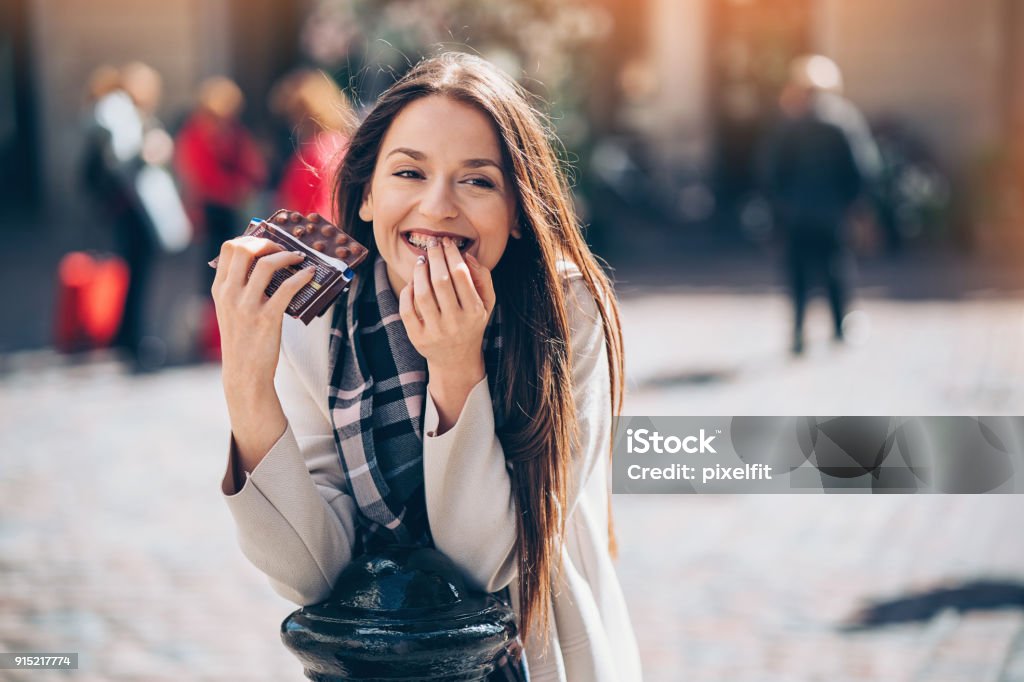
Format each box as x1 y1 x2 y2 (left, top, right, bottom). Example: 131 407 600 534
54 252 129 353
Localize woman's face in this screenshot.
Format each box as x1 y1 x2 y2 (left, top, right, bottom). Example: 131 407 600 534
360 95 520 295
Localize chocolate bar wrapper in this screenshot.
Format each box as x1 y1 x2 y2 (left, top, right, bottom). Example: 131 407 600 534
208 212 367 325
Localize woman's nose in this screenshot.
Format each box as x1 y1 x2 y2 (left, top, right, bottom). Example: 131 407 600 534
418 179 459 222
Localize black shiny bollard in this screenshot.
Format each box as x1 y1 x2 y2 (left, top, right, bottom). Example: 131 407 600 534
281 546 517 681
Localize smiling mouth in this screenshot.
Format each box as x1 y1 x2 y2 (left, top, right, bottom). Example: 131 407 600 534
402 231 474 253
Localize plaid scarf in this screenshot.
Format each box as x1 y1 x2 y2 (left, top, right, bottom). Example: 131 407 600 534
326 256 528 679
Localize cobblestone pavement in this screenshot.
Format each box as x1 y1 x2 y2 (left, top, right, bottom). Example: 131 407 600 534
1 288 1023 681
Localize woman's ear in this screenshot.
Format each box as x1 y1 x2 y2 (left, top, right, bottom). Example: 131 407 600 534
511 222 523 239
358 192 373 222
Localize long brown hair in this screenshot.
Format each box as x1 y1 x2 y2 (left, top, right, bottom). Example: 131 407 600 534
333 52 625 646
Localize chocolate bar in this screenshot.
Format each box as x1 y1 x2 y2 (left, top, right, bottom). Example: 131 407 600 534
208 210 369 325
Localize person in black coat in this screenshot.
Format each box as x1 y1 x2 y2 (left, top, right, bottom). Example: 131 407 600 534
760 55 880 355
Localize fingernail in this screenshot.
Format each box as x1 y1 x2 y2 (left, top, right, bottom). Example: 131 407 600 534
416 255 426 265
442 236 451 248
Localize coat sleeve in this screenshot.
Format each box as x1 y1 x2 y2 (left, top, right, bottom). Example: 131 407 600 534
422 272 612 593
220 337 359 606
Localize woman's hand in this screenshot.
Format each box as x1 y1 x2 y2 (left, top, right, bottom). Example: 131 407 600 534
398 237 496 433
399 237 495 372
211 236 315 397
212 236 317 476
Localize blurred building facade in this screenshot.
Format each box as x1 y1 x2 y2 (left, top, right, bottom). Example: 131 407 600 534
4 0 1022 248
617 0 1024 245
625 0 1023 167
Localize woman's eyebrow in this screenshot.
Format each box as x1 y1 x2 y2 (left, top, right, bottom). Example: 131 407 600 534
385 147 501 170
462 158 502 170
386 147 426 161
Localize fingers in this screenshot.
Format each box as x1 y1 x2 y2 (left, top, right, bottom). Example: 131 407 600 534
412 254 440 324
425 240 459 312
211 240 234 293
441 238 479 311
464 252 496 315
211 237 314 321
398 282 422 331
242 250 308 304
267 264 317 316
225 237 285 288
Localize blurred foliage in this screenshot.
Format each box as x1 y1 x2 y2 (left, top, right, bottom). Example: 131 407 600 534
300 0 612 152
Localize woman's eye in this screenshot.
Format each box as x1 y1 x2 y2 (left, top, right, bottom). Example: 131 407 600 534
466 177 496 189
394 170 423 179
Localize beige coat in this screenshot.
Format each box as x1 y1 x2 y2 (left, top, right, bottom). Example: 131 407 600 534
220 263 643 681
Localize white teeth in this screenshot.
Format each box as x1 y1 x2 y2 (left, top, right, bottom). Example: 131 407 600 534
406 233 467 250
407 234 439 249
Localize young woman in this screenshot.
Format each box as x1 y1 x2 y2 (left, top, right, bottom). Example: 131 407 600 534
214 52 642 681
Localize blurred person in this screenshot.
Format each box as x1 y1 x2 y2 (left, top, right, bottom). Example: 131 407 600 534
78 62 175 371
115 61 176 370
67 66 132 353
175 76 267 298
212 53 640 681
270 69 353 221
760 55 881 355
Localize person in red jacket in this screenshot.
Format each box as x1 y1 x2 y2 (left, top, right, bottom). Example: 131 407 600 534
270 70 354 221
175 77 267 296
